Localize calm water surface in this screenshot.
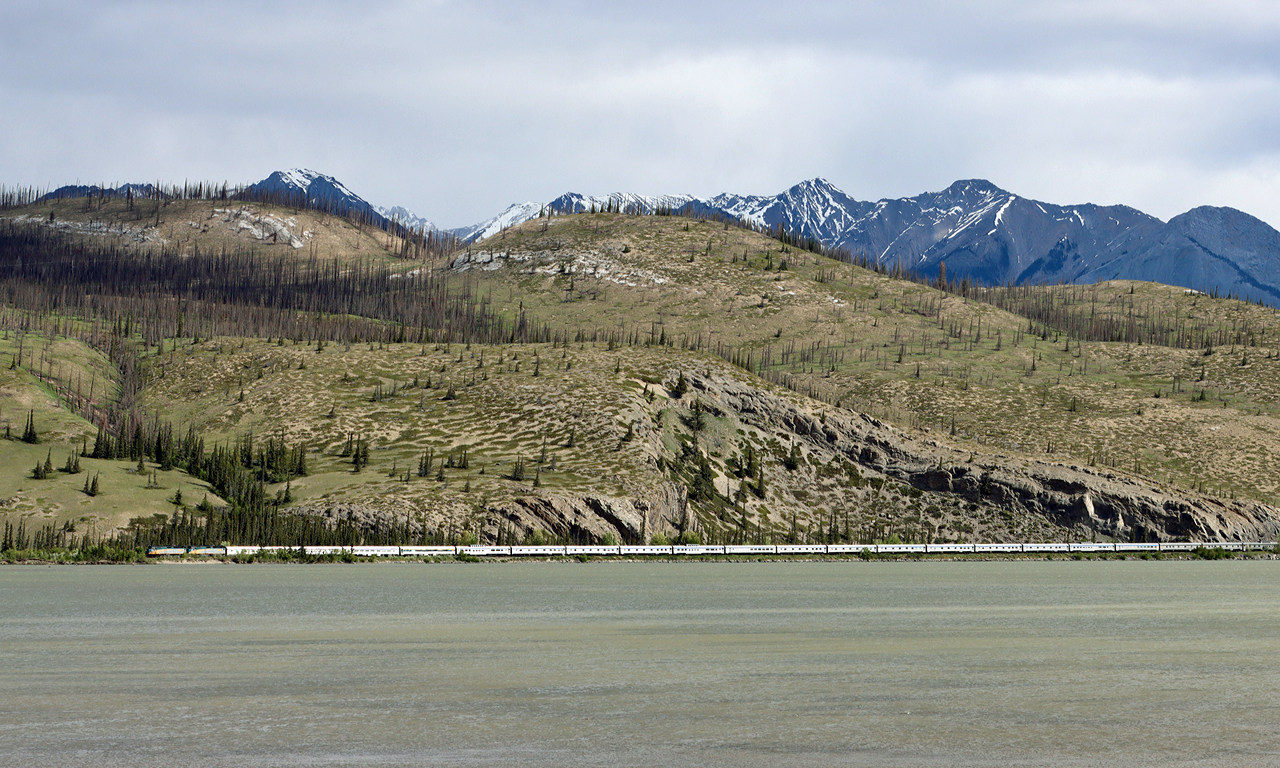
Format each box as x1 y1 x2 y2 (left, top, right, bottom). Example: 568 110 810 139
1 561 1278 767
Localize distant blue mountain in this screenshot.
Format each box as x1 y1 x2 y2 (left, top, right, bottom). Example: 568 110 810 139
41 183 162 201
470 177 1280 303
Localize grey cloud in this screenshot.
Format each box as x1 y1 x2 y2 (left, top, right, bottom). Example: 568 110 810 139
2 0 1279 228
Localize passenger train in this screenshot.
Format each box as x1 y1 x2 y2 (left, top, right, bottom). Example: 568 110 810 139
147 541 1280 557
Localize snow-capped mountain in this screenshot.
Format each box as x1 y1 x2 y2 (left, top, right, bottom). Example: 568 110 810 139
706 178 876 243
815 179 1163 286
247 169 439 232
544 191 697 216
374 205 436 232
450 202 545 242
450 192 698 242
243 169 394 227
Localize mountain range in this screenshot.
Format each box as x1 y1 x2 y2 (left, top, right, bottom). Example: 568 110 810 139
40 169 1280 303
473 178 1280 303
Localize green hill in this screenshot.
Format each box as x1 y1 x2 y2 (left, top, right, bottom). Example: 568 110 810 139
1 205 1277 551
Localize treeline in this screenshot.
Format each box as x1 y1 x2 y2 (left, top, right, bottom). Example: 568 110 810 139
0 220 519 348
923 278 1270 350
0 506 439 554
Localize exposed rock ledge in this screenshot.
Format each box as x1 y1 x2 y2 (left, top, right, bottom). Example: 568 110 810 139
288 483 688 545
450 246 668 287
687 370 1280 543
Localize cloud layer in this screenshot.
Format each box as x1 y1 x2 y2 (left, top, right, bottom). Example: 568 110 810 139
4 0 1279 228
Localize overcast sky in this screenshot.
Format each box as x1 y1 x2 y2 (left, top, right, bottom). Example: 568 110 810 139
4 0 1280 228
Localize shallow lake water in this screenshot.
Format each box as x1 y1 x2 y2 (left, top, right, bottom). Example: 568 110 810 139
1 560 1278 767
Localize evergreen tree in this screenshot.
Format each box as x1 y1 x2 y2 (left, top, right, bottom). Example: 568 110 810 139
21 410 37 444
783 442 801 471
690 400 706 433
671 372 688 398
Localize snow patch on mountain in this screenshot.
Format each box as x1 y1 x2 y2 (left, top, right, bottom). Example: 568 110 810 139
246 169 390 228
451 202 545 242
374 205 436 232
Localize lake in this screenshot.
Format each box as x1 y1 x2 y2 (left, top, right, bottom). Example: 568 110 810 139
1 560 1277 766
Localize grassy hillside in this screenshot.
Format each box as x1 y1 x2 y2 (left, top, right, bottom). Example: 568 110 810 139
2 195 418 264
0 205 1277 548
0 331 226 542
449 212 1280 505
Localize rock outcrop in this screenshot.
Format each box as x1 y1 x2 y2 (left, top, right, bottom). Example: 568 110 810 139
290 484 690 546
486 482 688 544
691 370 1280 543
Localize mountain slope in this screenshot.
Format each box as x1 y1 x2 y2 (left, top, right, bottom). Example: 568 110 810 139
460 178 1280 303
243 169 396 228
34 169 1280 303
1078 206 1280 303
3 206 1280 546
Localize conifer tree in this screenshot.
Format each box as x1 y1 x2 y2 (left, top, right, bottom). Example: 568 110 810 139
671 372 688 398
21 410 37 444
784 442 801 471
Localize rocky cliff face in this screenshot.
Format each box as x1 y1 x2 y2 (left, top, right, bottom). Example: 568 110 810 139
486 482 688 544
289 484 690 546
689 371 1280 543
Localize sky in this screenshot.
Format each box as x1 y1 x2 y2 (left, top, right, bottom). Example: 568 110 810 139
3 0 1280 229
